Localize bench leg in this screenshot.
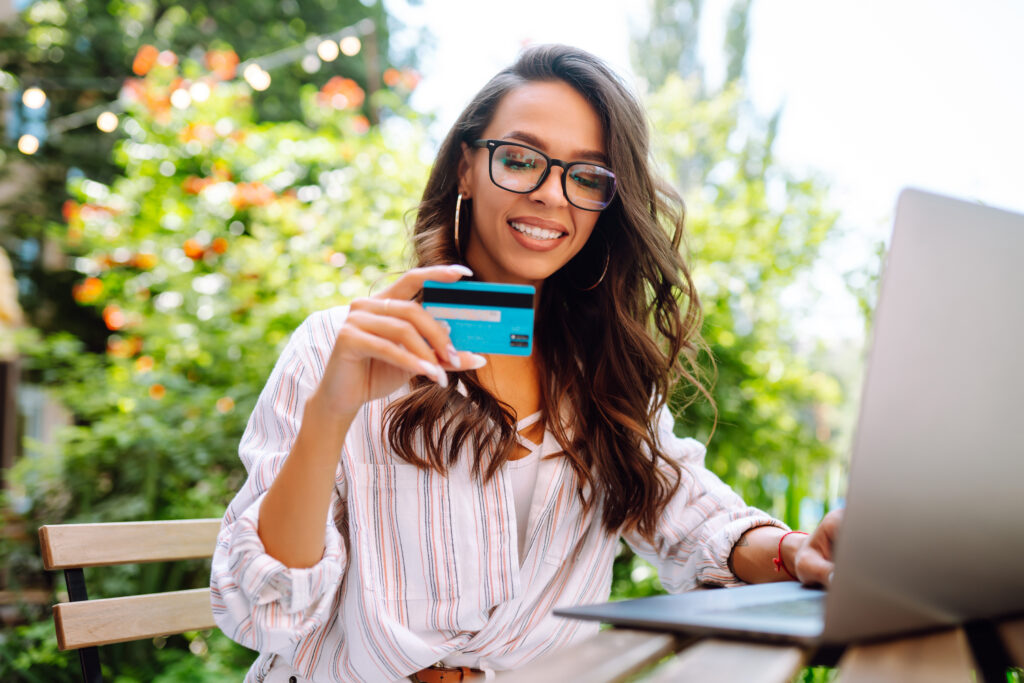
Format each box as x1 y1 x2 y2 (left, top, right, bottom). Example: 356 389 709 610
64 569 103 683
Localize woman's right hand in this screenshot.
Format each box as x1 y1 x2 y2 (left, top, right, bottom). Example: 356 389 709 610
311 264 487 420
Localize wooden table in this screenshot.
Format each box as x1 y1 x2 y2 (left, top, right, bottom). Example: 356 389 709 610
497 616 1024 682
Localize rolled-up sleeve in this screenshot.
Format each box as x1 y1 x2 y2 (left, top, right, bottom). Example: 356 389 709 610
622 407 786 592
210 313 348 654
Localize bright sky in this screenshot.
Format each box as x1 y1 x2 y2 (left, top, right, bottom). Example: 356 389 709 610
388 0 1024 341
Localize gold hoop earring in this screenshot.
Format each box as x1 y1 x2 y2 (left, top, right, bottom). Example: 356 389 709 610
454 193 465 256
571 244 610 291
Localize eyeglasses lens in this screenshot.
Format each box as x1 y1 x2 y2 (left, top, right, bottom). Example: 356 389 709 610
490 143 615 210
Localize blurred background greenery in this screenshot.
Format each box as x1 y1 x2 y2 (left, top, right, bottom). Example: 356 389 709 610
0 0 874 680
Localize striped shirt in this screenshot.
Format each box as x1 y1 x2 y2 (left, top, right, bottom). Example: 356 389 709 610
210 307 785 682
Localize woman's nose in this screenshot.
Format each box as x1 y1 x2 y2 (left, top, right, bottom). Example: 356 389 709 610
529 167 568 207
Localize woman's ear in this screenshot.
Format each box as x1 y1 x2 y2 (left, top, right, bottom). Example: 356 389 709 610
456 142 472 198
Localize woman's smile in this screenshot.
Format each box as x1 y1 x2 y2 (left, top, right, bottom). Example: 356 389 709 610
507 216 569 251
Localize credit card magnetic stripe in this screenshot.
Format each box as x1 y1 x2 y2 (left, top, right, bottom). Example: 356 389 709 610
421 287 533 309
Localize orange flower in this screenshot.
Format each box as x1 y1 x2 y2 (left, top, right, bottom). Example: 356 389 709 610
73 277 103 304
102 305 125 330
132 253 158 269
205 49 239 81
107 336 142 358
182 176 215 195
318 76 365 110
179 123 217 145
351 115 370 134
401 69 421 91
183 239 205 260
149 384 166 400
62 200 80 223
132 45 159 76
210 237 229 254
216 396 235 413
383 68 401 87
135 356 155 373
79 204 115 221
231 181 275 209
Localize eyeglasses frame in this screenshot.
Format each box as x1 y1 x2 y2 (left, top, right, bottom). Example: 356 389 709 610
470 139 616 212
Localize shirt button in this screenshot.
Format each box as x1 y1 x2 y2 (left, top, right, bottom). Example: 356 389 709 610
289 677 297 683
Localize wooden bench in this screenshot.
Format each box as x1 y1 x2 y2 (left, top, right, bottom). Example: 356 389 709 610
38 518 222 683
495 617 1024 682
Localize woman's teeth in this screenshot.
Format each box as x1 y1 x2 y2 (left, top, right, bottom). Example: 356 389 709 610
510 221 564 241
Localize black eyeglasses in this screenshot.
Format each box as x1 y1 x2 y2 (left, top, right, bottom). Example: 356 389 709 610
471 139 617 211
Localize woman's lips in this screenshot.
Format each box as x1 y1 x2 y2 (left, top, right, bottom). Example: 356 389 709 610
507 220 567 252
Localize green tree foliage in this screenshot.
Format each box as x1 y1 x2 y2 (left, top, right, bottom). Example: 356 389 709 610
4 49 428 681
612 0 847 596
634 0 844 526
0 0 404 345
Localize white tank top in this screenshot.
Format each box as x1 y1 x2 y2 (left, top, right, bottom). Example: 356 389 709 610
506 410 544 563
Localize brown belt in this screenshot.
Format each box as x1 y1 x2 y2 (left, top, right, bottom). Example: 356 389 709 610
409 664 485 682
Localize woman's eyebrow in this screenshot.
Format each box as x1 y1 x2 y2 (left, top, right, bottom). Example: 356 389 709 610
502 130 609 165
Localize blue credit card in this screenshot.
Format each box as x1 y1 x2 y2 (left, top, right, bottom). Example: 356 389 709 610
422 280 535 356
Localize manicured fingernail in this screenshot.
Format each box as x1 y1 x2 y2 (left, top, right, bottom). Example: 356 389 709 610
446 344 461 368
463 353 487 370
448 264 473 277
439 320 451 334
418 359 446 387
828 571 835 585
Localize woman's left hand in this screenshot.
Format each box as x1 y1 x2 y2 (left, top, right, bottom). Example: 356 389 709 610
792 508 844 587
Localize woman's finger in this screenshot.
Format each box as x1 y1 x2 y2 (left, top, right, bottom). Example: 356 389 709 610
348 308 445 371
794 547 834 588
344 325 449 387
354 297 457 366
380 263 473 301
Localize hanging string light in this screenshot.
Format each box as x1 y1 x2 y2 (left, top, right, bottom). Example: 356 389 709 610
22 87 47 109
339 36 362 57
17 134 40 154
317 39 340 62
96 111 119 132
11 16 378 152
242 64 271 91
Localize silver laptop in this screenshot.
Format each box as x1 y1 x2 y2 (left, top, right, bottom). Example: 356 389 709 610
555 188 1024 644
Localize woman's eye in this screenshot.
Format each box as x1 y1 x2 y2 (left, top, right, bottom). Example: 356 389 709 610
571 170 602 189
502 156 538 171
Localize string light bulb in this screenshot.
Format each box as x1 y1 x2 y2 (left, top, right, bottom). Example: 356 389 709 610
300 54 321 74
242 64 271 91
18 134 40 155
96 111 119 133
339 36 361 56
317 39 339 62
22 87 47 109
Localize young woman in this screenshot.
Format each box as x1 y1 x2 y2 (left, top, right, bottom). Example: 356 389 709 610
211 44 840 683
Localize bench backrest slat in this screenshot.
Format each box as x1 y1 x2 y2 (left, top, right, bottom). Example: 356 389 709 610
53 588 215 651
39 519 222 570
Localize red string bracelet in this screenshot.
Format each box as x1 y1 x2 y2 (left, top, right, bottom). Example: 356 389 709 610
773 530 809 580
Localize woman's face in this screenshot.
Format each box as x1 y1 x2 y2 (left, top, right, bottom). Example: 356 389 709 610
458 80 607 289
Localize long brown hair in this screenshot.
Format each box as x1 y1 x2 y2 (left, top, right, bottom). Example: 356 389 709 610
385 44 712 541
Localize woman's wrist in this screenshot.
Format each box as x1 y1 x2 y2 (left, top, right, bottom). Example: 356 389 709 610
306 390 358 435
778 530 810 580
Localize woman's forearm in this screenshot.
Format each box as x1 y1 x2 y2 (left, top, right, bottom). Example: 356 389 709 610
729 525 805 584
258 393 354 568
